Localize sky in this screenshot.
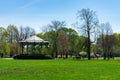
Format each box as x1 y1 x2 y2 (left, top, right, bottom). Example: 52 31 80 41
0 0 120 33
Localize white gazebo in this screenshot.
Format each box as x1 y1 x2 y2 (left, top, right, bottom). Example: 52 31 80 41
19 35 48 54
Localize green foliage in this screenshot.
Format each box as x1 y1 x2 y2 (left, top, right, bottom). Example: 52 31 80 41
0 27 8 40
112 33 120 56
0 60 120 80
58 27 79 54
41 46 49 54
2 42 10 54
36 27 88 56
96 33 119 58
7 24 19 43
36 33 44 39
10 44 20 55
0 41 10 55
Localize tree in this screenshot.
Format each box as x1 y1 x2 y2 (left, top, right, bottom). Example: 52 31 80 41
6 25 20 56
99 22 114 60
113 33 120 56
0 27 10 57
58 27 83 56
0 27 8 40
7 25 19 43
77 8 99 60
19 26 36 40
57 31 69 58
48 20 66 58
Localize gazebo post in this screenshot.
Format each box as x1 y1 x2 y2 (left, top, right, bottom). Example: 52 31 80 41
27 42 28 54
39 42 43 54
34 42 35 53
20 42 23 54
21 42 23 54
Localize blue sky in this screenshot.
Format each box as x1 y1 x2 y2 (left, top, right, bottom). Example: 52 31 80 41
0 0 120 33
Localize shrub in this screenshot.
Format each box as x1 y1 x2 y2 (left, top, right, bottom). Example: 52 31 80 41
13 53 53 60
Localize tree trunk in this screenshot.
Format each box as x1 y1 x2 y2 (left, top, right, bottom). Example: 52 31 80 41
65 52 68 59
103 52 106 60
87 29 91 60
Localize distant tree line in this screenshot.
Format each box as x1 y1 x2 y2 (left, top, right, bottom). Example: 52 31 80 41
0 8 119 60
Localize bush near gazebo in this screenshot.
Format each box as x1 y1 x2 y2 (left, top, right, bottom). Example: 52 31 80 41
13 53 52 59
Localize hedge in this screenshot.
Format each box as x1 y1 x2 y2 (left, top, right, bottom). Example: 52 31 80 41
13 53 53 59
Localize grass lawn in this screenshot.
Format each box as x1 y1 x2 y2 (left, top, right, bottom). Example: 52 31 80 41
0 59 120 80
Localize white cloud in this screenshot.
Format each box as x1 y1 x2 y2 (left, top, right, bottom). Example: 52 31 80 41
19 0 41 9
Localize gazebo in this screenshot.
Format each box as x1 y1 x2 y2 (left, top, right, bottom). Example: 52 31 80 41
19 35 48 54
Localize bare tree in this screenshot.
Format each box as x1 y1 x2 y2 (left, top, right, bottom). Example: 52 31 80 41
19 26 25 41
24 26 35 39
100 22 114 60
49 21 66 31
19 26 36 40
77 8 99 60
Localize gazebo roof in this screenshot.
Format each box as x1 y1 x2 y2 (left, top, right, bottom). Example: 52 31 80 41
20 35 48 43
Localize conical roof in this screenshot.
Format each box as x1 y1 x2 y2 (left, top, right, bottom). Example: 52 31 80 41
20 35 47 43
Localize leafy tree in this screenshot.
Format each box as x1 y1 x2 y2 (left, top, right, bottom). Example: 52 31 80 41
47 20 66 58
58 27 79 55
0 27 8 41
6 25 20 56
2 42 10 56
113 33 120 56
36 33 44 39
7 25 19 43
0 27 10 57
57 31 69 58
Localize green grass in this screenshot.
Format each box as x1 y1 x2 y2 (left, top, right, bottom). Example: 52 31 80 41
0 59 120 80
